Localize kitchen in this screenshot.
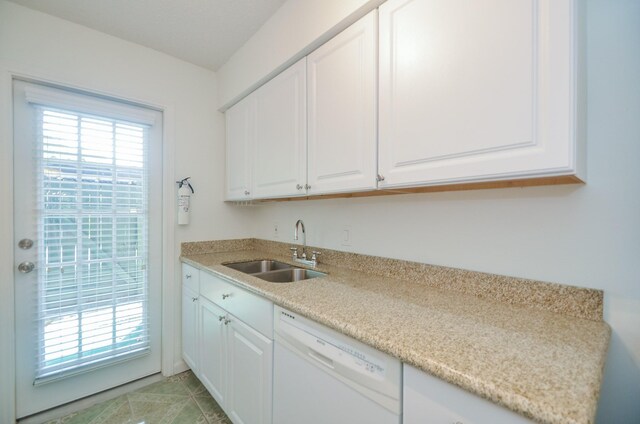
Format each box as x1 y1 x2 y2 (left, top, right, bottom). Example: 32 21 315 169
0 0 638 423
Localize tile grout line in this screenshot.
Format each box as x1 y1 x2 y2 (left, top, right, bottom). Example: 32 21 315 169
179 374 214 424
125 392 134 424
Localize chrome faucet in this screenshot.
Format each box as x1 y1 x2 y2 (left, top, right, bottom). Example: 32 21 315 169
291 219 321 268
294 219 307 258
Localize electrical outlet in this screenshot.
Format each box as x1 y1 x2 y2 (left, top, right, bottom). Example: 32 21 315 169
341 225 352 246
273 222 279 239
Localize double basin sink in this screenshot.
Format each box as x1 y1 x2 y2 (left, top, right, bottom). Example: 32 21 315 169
223 259 326 283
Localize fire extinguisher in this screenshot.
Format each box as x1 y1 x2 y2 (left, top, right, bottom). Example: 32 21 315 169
176 177 194 225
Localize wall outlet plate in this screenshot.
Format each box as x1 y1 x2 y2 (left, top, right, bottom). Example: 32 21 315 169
341 225 352 247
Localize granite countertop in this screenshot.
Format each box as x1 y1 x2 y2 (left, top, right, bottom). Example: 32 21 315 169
180 239 610 424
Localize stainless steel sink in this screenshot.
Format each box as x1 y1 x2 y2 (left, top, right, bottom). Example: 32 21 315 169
224 260 293 274
222 259 326 283
255 268 326 283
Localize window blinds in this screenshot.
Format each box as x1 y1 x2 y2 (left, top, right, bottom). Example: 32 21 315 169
34 106 150 382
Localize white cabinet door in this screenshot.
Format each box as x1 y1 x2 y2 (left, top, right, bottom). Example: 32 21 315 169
307 10 377 195
199 297 227 406
225 94 255 200
226 318 273 424
379 0 582 188
253 58 307 199
404 365 533 423
181 284 199 373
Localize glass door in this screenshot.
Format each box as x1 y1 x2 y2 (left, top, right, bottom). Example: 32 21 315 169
13 80 163 418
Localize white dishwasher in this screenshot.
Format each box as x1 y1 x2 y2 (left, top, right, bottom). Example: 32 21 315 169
273 306 402 424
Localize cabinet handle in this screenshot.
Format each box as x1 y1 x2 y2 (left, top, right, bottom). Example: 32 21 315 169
218 315 225 322
185 274 192 279
222 293 231 300
224 318 231 325
305 184 311 190
244 190 250 195
377 174 385 182
191 297 198 302
296 184 303 190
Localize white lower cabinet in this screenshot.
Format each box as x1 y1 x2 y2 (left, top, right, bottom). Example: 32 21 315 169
181 265 273 424
403 364 534 424
181 284 199 373
181 264 200 373
226 316 273 424
198 296 227 405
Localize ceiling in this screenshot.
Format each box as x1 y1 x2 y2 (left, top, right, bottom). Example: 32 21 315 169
7 0 287 71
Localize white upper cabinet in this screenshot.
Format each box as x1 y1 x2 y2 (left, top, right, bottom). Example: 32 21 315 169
307 10 378 195
378 0 583 188
253 58 307 199
225 94 255 200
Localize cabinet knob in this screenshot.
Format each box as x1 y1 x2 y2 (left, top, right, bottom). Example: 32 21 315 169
222 293 231 300
218 315 225 322
296 184 303 190
305 184 311 190
244 190 250 195
224 318 232 325
377 174 385 182
191 297 198 302
185 274 191 279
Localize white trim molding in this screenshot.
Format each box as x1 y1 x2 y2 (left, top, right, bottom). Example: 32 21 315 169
0 66 17 424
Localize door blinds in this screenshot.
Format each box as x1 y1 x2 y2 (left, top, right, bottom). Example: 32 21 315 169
33 105 151 382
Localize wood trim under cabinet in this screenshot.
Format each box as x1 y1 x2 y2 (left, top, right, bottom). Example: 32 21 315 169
256 175 583 202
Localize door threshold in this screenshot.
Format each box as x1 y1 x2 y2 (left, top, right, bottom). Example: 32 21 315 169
17 372 163 424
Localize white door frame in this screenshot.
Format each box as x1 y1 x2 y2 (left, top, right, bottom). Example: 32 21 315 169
0 67 177 423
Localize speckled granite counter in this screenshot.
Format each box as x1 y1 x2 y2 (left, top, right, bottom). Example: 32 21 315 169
181 239 610 424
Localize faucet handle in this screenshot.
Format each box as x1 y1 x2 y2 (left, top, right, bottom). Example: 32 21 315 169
289 247 298 258
311 251 321 261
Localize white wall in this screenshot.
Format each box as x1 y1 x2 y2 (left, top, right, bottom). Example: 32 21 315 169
0 1 254 421
216 0 384 109
223 0 640 422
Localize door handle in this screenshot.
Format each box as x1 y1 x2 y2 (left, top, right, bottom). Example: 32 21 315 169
308 349 334 369
18 262 35 273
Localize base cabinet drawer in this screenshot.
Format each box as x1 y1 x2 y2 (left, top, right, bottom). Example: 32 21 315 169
182 263 200 292
200 270 273 338
403 365 534 424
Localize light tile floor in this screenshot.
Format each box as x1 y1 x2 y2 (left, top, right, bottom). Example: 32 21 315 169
44 371 231 424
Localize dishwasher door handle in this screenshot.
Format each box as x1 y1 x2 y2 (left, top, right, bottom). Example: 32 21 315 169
308 348 334 370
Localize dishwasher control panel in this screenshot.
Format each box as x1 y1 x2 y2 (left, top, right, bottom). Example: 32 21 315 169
300 317 387 379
